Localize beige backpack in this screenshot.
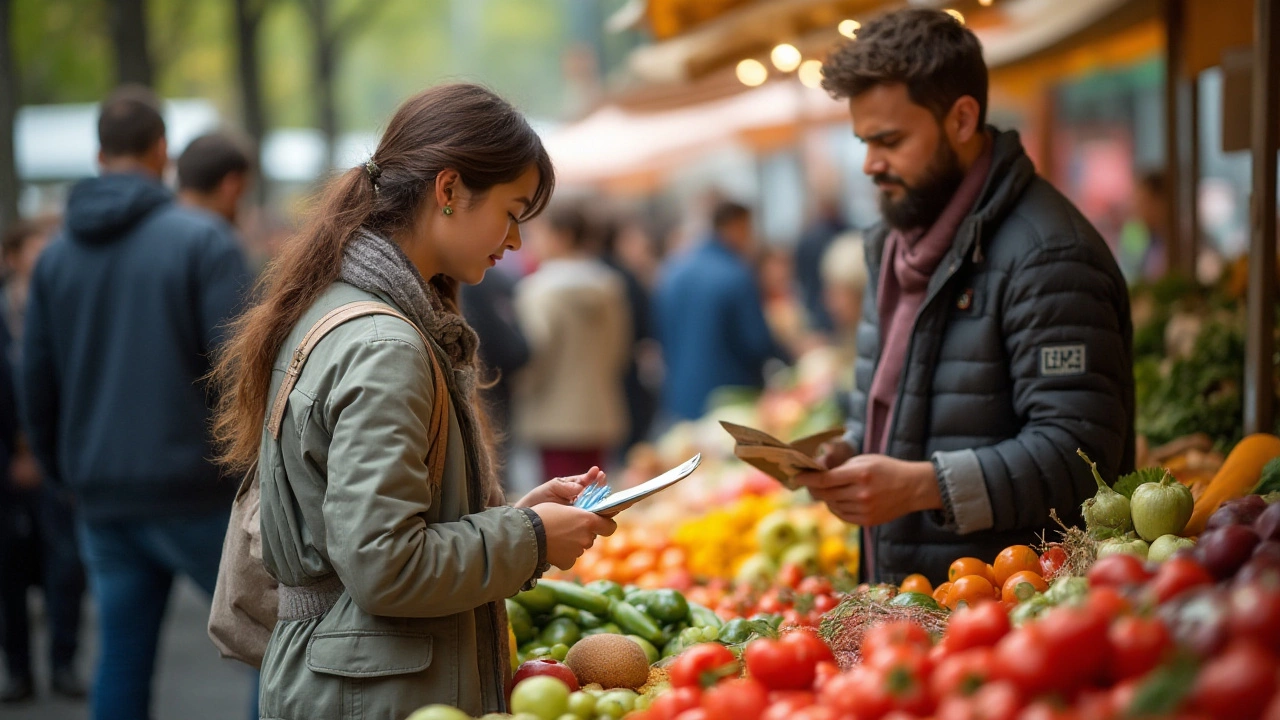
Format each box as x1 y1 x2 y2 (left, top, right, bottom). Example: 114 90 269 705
208 301 449 668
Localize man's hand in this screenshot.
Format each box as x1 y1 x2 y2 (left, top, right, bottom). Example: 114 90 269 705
816 439 857 470
9 451 41 491
795 454 941 527
514 467 605 509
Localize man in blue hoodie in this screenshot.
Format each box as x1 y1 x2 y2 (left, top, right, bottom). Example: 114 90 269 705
20 85 250 720
654 201 788 422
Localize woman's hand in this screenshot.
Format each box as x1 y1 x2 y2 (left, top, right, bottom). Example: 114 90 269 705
529 503 617 569
514 466 605 509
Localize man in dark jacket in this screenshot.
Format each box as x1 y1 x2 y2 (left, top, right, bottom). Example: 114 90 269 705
21 85 250 720
654 202 788 421
797 9 1134 585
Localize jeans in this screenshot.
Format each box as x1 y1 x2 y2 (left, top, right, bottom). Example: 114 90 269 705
78 508 229 720
0 484 85 681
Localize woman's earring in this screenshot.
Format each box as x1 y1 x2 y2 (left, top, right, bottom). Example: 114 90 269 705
442 205 454 216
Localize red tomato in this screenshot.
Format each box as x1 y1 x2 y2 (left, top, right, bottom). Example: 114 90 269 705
782 609 807 628
813 594 838 614
782 628 837 666
1188 641 1279 720
765 690 815 707
820 668 892 719
798 576 834 596
778 563 806 589
992 626 1059 698
1037 605 1111 690
744 638 812 691
1107 615 1172 682
757 592 786 615
860 620 934 663
1108 679 1140 719
1087 554 1153 589
1084 585 1131 620
702 678 768 720
1017 701 1080 720
945 602 1011 652
930 648 995 701
1228 584 1280 651
936 680 1023 720
866 643 933 679
669 644 739 689
651 687 704 720
813 661 840 691
792 707 840 720
674 710 708 720
1039 546 1068 579
1147 557 1215 605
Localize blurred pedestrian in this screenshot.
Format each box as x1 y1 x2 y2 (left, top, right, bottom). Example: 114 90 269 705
0 216 88 704
1119 170 1169 282
20 85 251 720
600 219 658 457
794 198 848 333
514 206 631 479
461 266 530 490
653 201 788 422
177 131 253 225
819 231 868 374
209 83 614 718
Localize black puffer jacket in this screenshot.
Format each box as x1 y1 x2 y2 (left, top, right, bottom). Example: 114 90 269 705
845 129 1135 585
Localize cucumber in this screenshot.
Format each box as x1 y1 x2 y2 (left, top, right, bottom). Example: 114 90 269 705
688 602 724 629
539 579 612 616
512 584 557 614
608 599 664 645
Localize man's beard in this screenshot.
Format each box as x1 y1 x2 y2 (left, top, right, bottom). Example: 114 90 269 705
875 141 966 232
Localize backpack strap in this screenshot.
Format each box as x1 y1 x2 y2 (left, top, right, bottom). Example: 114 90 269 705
266 300 451 485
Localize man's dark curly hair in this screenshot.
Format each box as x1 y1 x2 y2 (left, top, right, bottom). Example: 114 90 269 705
821 8 988 127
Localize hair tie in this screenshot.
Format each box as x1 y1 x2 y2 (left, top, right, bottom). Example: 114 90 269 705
364 160 381 188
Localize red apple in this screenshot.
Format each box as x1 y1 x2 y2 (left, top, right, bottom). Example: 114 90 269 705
512 659 579 693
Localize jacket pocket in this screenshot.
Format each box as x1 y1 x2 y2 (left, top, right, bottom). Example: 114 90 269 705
306 631 433 678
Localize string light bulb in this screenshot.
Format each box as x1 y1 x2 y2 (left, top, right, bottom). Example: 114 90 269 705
838 19 860 39
978 0 994 5
770 43 802 72
798 60 824 89
944 8 965 23
736 58 769 87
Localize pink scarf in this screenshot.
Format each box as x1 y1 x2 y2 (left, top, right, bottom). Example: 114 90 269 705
865 141 993 458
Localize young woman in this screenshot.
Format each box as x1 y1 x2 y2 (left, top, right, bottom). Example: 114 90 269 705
211 84 616 719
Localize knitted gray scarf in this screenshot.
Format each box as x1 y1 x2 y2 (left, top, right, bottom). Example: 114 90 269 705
339 228 499 503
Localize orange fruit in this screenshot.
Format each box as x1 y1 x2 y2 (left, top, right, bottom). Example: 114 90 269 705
948 557 994 585
900 573 933 595
1001 570 1049 604
620 549 657 582
945 574 997 609
932 582 953 605
992 545 1041 586
659 546 688 571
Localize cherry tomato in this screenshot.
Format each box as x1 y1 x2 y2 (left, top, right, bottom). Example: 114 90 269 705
1108 615 1172 682
930 647 995 701
674 710 708 720
812 594 838 614
867 643 933 680
993 546 1041 586
765 690 814 708
792 707 840 720
782 609 806 628
798 576 834 596
947 575 997 609
744 637 812 691
936 680 1023 720
945 602 1011 652
1188 641 1279 720
813 661 840 691
1018 701 1080 720
1086 554 1153 589
861 620 934 663
950 557 995 584
1228 584 1280 651
1037 605 1111 691
650 686 703 720
1039 546 1068 579
901 573 934 594
778 563 805 589
669 644 738 689
757 591 786 615
1001 571 1049 604
782 627 837 666
1147 557 1215 605
992 626 1058 697
701 678 768 720
933 581 954 605
1084 585 1131 620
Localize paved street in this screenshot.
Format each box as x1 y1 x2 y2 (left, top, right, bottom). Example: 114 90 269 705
4 578 255 720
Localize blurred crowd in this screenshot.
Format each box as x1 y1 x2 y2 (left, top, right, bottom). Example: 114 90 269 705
0 82 1179 714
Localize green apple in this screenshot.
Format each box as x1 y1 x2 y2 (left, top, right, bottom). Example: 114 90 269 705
567 691 596 718
780 542 822 577
792 514 822 545
735 553 778 587
757 511 800 559
510 675 571 720
595 689 638 719
405 706 470 720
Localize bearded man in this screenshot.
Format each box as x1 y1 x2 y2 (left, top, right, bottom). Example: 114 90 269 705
797 8 1135 585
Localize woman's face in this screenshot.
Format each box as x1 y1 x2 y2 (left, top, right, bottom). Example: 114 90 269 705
405 165 541 284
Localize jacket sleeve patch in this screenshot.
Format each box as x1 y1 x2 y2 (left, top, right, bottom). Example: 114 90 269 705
1039 344 1087 377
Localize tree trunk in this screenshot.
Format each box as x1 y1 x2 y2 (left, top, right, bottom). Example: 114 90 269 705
108 0 154 87
234 0 268 203
0 0 20 230
303 0 338 172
